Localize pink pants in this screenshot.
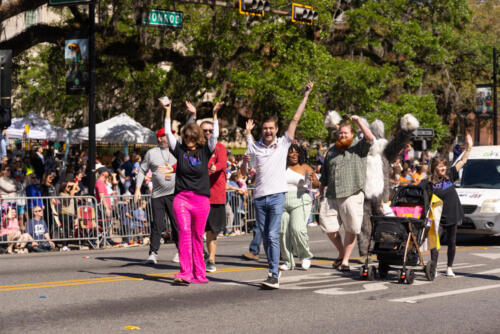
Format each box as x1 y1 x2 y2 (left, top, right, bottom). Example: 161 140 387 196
173 191 210 283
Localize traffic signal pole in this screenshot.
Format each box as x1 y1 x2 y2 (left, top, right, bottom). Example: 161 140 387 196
493 47 498 145
176 0 288 15
87 1 96 195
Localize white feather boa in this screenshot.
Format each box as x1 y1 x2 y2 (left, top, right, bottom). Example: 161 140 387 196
324 110 342 129
365 138 388 199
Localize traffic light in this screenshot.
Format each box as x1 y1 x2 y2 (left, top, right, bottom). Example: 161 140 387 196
239 0 270 17
0 50 12 130
292 3 318 25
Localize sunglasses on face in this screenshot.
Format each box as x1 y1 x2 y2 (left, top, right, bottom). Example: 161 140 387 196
203 129 213 133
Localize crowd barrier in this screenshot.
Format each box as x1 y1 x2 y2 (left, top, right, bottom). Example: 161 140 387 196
0 195 102 250
0 190 261 251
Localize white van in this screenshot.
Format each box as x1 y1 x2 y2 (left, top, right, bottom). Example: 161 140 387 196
456 146 500 235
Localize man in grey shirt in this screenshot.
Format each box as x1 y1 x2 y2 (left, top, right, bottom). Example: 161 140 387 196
135 128 178 264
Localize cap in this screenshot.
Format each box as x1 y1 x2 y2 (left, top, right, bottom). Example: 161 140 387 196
157 128 175 137
157 128 165 137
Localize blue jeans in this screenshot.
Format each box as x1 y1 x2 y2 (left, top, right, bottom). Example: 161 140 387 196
249 224 262 255
254 193 286 278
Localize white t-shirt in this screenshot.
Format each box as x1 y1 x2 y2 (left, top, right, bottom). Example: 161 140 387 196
245 132 292 199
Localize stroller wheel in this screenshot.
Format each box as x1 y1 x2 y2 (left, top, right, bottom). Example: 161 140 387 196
359 265 368 280
397 270 405 284
405 269 415 284
424 262 437 281
367 266 376 281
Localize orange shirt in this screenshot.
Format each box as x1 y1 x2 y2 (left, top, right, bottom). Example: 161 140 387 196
398 175 410 187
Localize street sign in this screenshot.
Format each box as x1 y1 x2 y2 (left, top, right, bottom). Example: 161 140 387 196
142 10 183 29
49 0 92 5
412 128 434 137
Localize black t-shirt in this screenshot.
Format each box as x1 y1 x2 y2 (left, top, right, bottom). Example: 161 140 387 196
171 143 213 197
432 166 464 226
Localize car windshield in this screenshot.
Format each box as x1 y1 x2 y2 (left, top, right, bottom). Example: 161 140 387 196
460 159 500 189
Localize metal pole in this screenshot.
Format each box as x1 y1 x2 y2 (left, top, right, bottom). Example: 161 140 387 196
87 1 96 195
493 47 498 145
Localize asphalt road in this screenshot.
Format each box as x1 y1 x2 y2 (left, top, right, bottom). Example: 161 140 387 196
1 228 500 334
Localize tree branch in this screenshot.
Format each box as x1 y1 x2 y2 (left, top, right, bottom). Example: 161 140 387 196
0 0 47 22
0 24 71 56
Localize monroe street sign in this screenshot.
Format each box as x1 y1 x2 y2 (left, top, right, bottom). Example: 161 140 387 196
142 10 183 29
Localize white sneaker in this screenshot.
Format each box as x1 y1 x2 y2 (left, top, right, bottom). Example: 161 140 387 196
446 268 455 277
279 263 291 271
62 246 70 252
172 252 179 263
301 258 311 270
146 252 158 265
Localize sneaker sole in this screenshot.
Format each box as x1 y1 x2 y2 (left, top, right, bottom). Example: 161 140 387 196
261 282 279 289
206 268 216 273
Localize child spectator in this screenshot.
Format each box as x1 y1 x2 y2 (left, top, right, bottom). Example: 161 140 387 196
0 206 31 254
25 205 55 252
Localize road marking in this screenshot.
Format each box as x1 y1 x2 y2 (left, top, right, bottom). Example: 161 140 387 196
0 277 144 292
315 282 388 295
389 284 500 303
471 253 500 260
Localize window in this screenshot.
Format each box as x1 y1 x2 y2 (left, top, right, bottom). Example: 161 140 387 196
25 10 39 28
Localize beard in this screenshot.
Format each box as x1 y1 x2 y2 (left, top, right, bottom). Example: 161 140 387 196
335 137 353 151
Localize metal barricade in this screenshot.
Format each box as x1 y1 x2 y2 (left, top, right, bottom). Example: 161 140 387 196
226 190 248 234
0 195 101 251
99 194 152 246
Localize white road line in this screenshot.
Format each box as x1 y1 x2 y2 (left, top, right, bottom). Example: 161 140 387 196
315 282 388 295
389 284 500 303
471 253 500 260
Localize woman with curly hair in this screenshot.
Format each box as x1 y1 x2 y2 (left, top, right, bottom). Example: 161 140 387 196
162 99 219 284
279 144 320 271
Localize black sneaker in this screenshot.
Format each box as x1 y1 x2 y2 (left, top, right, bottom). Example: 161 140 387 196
261 275 279 289
206 260 216 273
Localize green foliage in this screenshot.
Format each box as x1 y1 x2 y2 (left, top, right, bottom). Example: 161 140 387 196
9 0 498 149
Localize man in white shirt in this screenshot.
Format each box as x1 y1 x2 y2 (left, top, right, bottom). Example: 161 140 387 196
241 81 314 289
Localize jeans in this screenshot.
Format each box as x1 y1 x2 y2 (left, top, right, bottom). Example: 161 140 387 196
249 225 262 255
254 192 286 278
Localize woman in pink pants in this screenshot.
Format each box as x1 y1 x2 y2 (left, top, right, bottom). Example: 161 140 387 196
162 99 219 284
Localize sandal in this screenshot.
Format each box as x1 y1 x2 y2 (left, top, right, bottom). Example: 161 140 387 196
338 265 350 273
332 258 343 269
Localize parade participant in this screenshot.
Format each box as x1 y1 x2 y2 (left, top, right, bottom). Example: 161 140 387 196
134 121 179 265
279 144 319 271
429 133 472 277
162 98 219 285
241 81 314 289
319 116 374 272
189 102 227 273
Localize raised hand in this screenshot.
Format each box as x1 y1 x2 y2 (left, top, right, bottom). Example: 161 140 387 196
304 81 314 95
213 101 225 114
465 132 473 149
245 119 255 134
185 101 197 119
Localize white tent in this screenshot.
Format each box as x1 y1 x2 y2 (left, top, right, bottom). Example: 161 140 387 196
69 113 157 144
6 112 68 141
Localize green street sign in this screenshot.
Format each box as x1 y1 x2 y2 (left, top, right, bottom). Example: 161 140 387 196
49 0 92 5
142 10 183 29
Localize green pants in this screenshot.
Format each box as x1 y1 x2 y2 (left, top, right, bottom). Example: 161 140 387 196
280 191 313 268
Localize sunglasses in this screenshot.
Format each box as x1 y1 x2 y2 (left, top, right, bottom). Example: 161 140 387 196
203 129 213 133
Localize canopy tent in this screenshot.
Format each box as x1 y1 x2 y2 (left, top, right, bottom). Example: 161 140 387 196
6 112 68 141
69 113 157 144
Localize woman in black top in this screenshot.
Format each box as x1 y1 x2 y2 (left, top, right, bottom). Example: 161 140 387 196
162 99 219 284
429 133 472 277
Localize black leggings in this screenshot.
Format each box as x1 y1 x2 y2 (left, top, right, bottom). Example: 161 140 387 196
430 224 457 267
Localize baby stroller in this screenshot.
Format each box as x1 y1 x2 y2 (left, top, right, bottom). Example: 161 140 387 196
360 182 437 284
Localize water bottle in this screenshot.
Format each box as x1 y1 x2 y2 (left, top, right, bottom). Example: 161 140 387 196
304 171 311 190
